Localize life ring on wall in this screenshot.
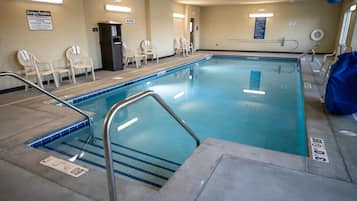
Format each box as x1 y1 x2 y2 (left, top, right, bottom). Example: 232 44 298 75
310 29 325 41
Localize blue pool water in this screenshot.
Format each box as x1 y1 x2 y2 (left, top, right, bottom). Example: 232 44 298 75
34 56 307 187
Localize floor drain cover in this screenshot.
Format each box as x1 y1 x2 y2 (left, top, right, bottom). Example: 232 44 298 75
338 130 357 137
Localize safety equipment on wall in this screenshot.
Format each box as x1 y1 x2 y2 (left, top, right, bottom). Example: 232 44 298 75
310 29 325 41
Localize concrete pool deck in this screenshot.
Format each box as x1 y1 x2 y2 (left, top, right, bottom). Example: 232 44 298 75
0 51 356 201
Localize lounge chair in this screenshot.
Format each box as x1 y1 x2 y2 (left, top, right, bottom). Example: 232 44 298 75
65 45 95 84
51 58 72 84
140 40 159 63
180 37 193 57
174 37 182 55
17 49 59 91
123 43 147 68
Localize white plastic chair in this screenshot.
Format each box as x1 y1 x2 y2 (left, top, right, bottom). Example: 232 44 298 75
123 43 147 68
66 45 95 84
17 49 59 91
180 37 193 57
140 40 159 64
174 37 182 55
51 58 72 84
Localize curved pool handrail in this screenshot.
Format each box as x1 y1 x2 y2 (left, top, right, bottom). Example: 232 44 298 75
0 72 94 142
102 90 200 201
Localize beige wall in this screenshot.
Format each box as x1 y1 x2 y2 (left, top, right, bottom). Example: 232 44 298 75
147 0 175 57
0 0 88 90
173 3 185 40
200 0 341 53
185 5 201 50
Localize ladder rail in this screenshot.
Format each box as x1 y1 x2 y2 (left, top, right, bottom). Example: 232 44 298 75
103 90 200 201
0 72 94 141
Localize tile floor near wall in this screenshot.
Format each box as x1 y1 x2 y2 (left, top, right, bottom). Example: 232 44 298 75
0 52 357 201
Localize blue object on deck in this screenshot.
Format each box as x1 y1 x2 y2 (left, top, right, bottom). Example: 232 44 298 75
325 51 357 115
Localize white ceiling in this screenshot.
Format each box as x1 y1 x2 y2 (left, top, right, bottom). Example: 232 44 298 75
175 0 304 6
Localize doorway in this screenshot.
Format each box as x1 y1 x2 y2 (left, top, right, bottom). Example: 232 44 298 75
189 18 194 50
339 9 352 54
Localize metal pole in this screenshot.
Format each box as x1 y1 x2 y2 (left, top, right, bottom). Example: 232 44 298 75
102 90 200 201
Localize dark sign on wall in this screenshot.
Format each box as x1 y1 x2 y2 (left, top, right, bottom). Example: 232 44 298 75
254 17 266 39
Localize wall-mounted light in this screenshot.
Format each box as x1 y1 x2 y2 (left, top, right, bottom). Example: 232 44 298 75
32 0 63 4
173 13 185 19
350 4 356 11
249 13 274 18
105 4 131 13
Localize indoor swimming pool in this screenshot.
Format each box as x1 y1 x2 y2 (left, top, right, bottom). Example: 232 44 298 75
29 56 307 188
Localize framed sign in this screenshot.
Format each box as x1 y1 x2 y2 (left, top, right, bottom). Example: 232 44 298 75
254 17 266 39
26 10 53 31
124 18 136 24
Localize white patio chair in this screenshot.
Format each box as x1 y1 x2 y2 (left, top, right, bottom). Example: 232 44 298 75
174 37 182 55
180 37 193 57
65 45 95 84
123 43 147 68
51 58 72 84
17 49 59 91
140 40 159 64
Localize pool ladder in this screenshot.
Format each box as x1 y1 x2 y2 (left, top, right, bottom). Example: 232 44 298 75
103 90 201 201
0 72 95 142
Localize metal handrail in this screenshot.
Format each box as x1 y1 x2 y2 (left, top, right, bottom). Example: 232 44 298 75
0 72 94 141
299 49 316 62
102 90 200 201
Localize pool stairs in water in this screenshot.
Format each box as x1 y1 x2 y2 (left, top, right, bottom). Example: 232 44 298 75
43 137 181 188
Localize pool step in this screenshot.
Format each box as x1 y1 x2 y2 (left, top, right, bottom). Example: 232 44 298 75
92 137 181 169
43 137 181 188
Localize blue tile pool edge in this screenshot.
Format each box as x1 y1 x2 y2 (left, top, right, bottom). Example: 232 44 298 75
26 119 89 148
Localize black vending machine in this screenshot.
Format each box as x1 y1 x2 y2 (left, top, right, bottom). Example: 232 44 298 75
98 23 123 71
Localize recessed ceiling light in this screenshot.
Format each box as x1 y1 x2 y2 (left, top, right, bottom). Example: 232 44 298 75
105 5 131 13
32 0 63 4
249 13 274 18
173 13 185 18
